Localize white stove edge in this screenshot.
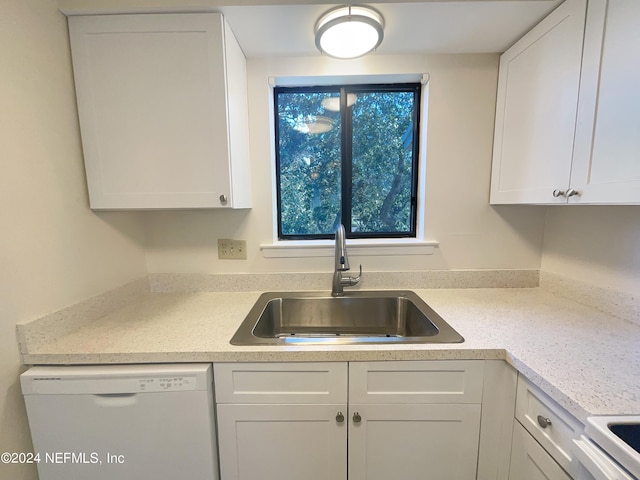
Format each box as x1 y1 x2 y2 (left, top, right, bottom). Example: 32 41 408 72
586 415 640 479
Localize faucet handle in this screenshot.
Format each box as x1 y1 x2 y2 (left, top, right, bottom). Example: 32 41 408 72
354 264 362 281
343 265 362 287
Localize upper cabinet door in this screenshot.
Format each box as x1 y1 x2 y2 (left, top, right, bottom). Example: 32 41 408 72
68 13 252 209
490 0 587 205
570 0 640 204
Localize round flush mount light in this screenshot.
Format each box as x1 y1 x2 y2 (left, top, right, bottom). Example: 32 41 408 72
315 5 384 59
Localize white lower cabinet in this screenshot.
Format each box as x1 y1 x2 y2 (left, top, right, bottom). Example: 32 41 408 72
509 374 584 480
216 404 347 480
349 403 481 480
510 421 572 480
348 360 484 479
214 360 484 480
215 362 348 480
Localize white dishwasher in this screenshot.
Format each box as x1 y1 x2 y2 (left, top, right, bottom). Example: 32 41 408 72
21 363 219 480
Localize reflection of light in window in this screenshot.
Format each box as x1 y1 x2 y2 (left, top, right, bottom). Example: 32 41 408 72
321 94 357 112
293 115 333 134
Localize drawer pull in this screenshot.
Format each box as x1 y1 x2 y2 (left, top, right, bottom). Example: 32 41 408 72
353 412 361 423
336 412 344 423
537 415 552 428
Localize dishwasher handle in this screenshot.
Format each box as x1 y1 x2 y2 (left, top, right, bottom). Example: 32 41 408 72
573 436 634 480
93 393 138 407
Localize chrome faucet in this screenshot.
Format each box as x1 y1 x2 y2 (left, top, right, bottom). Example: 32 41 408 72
331 224 362 297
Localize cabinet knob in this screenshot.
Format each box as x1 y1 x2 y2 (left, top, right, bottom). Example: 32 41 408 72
353 412 361 423
566 188 580 198
219 194 228 205
537 415 552 428
552 189 566 198
336 412 344 423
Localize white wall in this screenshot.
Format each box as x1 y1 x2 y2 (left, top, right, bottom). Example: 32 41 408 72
541 206 640 296
144 53 546 274
0 1 147 478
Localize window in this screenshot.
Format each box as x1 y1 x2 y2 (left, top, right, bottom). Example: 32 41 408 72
274 83 421 240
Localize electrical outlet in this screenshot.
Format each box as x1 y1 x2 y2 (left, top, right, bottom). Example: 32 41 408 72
217 239 247 260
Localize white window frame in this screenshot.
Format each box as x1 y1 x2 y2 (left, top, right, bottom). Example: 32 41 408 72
260 73 438 259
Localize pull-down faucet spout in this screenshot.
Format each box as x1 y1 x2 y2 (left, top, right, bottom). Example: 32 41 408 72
331 224 362 297
335 223 350 271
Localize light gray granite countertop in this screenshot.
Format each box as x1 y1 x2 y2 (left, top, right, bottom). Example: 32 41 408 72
17 286 640 424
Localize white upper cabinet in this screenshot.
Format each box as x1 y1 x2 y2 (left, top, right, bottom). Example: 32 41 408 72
68 13 252 209
490 0 587 205
490 0 640 205
570 0 640 204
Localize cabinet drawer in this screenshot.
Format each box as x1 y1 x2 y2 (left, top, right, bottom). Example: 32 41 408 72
349 360 484 404
214 362 347 404
515 375 583 478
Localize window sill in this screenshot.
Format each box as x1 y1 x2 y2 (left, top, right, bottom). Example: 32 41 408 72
260 239 438 258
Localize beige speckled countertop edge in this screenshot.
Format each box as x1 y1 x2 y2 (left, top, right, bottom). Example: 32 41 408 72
19 349 507 367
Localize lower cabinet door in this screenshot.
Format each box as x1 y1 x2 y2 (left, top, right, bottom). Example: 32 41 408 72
216 404 347 480
510 420 572 480
348 403 482 480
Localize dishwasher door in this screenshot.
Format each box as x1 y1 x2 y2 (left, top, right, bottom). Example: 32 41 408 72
21 364 218 480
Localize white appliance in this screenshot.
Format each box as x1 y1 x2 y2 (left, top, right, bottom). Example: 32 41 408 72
21 363 219 480
573 416 640 480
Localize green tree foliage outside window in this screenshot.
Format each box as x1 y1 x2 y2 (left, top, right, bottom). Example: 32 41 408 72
275 84 421 239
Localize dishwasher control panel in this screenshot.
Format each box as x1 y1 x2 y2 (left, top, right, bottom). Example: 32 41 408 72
21 364 212 395
24 374 201 394
139 376 196 392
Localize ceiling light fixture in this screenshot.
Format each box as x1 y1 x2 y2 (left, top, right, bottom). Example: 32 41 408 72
314 5 384 59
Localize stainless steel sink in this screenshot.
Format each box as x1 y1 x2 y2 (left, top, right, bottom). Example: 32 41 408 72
230 291 464 345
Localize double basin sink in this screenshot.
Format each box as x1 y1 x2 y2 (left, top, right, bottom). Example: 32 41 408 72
231 290 464 345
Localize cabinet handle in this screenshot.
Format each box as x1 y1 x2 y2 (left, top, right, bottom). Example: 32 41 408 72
353 412 361 423
219 194 228 205
552 189 566 198
566 188 580 197
336 412 344 423
537 415 552 428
